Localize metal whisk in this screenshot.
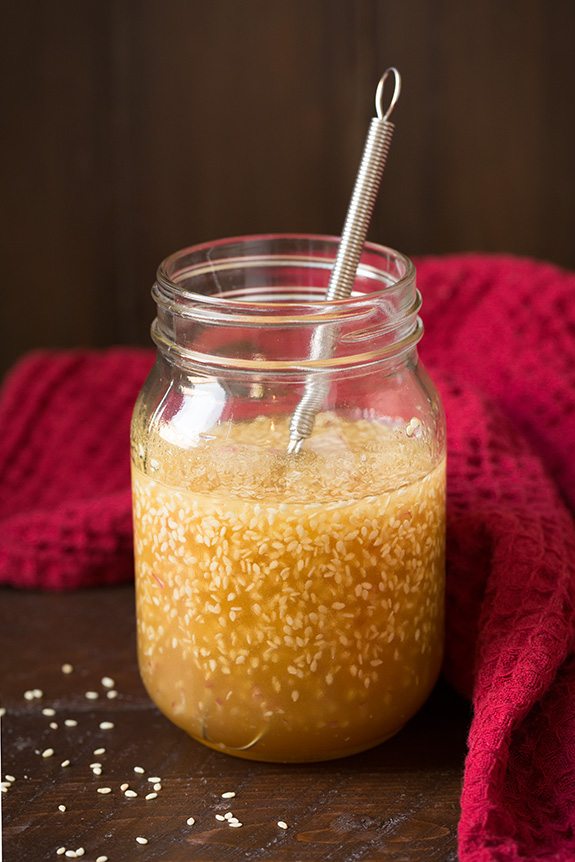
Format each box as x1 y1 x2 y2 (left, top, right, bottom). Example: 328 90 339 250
287 67 401 455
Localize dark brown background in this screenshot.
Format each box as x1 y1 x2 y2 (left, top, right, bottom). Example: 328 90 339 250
1 0 574 376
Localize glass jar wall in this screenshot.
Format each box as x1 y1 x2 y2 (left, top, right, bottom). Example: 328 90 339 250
131 235 446 762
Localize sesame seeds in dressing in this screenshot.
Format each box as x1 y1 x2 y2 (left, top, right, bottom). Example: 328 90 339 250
132 412 446 761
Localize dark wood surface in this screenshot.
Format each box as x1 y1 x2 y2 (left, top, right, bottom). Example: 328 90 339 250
0 586 469 861
2 0 575 375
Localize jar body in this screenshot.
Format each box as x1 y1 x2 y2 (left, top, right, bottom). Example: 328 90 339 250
131 235 446 762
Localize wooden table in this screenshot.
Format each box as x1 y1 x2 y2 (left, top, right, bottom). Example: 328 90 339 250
0 587 468 861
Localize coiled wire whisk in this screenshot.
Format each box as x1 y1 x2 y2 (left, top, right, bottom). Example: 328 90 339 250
287 68 401 455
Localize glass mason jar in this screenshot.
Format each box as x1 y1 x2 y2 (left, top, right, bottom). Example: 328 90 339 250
131 234 446 763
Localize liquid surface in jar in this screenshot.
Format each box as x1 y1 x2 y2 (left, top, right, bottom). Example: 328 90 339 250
132 413 445 762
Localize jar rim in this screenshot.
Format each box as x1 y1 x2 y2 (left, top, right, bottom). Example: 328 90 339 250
156 233 415 313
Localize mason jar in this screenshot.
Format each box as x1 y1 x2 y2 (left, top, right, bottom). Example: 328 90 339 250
131 234 446 763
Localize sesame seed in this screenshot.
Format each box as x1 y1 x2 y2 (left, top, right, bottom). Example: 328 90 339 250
92 768 102 776
120 783 129 791
61 664 74 674
60 760 71 768
277 820 288 829
58 804 66 812
97 787 112 794
76 850 85 858
96 857 108 862
0 707 5 717
221 791 236 799
106 690 118 699
215 814 226 821
64 719 77 727
42 708 56 716
42 748 55 758
5 775 15 783
124 789 138 798
24 690 35 701
90 763 102 768
291 691 300 702
93 748 106 755
224 813 234 820
145 792 158 800
153 782 162 791
186 817 196 826
50 722 58 730
85 691 99 700
64 853 77 859
229 821 243 828
136 837 148 845
57 849 66 856
148 776 161 783
99 722 114 730
133 766 145 774
33 689 43 698
101 677 115 688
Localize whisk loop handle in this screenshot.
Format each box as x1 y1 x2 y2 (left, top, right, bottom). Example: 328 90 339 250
288 68 401 455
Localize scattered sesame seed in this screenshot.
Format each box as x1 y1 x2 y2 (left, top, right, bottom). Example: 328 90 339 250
215 814 226 821
291 690 300 702
93 747 106 755
90 763 102 768
133 766 145 774
229 821 243 828
186 817 196 826
64 852 77 859
136 837 148 845
99 722 114 730
0 707 5 717
64 719 78 727
60 760 71 768
57 849 66 856
24 690 35 701
96 857 108 862
145 792 157 800
61 664 74 674
153 782 162 791
42 708 56 716
5 775 15 783
97 787 112 794
93 768 102 776
124 789 138 798
85 691 99 700
148 776 161 783
224 813 234 820
221 791 236 799
1 787 8 794
50 722 58 730
277 820 288 829
101 677 115 688
58 804 66 812
76 850 85 857
106 690 118 700
33 689 43 698
120 783 129 791
42 748 55 758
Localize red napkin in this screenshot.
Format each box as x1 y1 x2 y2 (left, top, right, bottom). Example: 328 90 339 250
1 255 574 861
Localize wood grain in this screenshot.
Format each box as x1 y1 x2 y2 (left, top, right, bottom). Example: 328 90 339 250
2 0 574 375
0 587 468 861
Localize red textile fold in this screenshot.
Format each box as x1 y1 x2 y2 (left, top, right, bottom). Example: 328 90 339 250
1 255 574 860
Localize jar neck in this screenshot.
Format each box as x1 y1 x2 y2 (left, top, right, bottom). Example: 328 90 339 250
151 234 422 378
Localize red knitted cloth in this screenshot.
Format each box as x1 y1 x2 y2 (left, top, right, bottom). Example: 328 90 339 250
1 255 575 860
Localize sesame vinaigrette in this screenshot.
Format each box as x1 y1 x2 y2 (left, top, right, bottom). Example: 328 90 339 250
132 413 445 762
131 234 446 762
